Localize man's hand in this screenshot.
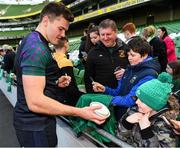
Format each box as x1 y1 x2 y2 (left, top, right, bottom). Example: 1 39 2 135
57 74 71 88
92 82 105 92
80 105 107 124
114 68 125 80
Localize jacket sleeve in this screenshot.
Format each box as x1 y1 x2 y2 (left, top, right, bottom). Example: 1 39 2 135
104 79 122 96
110 76 154 107
2 54 9 72
140 121 176 147
61 66 83 105
165 37 175 55
78 39 86 59
116 107 137 143
84 52 96 93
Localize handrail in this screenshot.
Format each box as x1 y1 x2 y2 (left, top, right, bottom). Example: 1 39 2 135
58 116 133 147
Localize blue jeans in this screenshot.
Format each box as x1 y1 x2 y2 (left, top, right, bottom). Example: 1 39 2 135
15 121 57 147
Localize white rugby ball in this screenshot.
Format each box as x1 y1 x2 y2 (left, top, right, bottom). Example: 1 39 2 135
90 102 110 118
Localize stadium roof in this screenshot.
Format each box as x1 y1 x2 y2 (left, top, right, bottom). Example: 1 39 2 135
0 0 50 5
0 0 76 5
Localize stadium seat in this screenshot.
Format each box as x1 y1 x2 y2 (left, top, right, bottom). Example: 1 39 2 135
75 69 85 85
73 67 79 76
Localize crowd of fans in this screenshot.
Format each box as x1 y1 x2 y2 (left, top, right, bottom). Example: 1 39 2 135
76 20 180 147
0 3 180 147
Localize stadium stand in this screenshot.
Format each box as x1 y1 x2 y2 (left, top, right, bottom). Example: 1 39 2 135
0 0 180 147
0 2 48 19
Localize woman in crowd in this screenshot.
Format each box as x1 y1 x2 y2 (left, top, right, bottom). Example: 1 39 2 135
78 23 98 62
142 25 168 72
166 61 180 93
158 26 177 63
89 26 100 48
116 72 179 147
80 25 100 62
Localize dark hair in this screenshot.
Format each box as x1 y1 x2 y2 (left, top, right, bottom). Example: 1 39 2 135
127 37 151 57
88 26 99 35
54 36 68 49
122 22 136 33
39 2 74 22
87 23 96 33
84 25 99 51
163 95 180 120
159 27 168 40
84 28 88 35
168 61 180 79
99 19 117 31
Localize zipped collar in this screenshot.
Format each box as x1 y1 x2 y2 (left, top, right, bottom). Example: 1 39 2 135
149 107 169 121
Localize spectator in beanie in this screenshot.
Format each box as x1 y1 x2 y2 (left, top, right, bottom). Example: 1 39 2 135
116 72 179 147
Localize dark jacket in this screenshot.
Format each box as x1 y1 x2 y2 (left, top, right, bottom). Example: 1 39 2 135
57 66 83 106
3 50 16 73
149 37 168 72
116 106 177 147
106 57 160 120
106 57 161 107
78 36 87 59
84 38 129 93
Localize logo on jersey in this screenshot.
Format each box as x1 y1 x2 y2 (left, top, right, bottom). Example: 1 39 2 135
130 75 137 83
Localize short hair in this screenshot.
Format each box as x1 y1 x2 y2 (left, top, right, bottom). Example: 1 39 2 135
39 2 74 22
54 36 68 49
127 37 151 57
122 22 136 33
98 19 117 31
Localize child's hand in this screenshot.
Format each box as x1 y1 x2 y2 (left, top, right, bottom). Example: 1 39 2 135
138 112 151 130
92 82 105 92
126 112 144 124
